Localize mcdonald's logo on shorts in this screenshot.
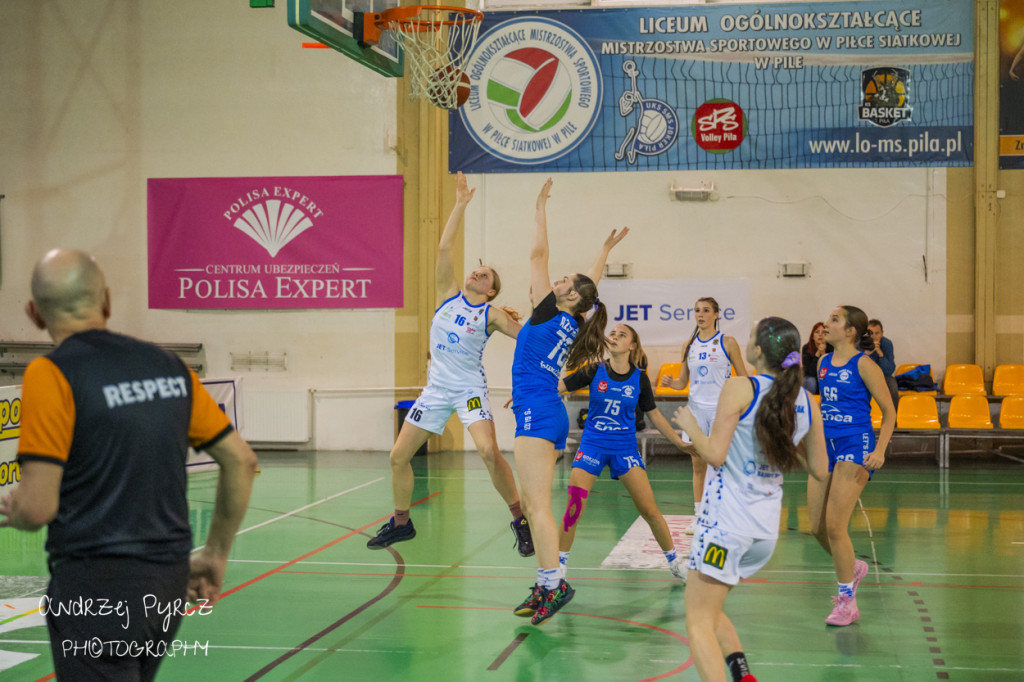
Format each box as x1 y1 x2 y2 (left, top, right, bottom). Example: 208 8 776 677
467 396 482 411
702 543 728 570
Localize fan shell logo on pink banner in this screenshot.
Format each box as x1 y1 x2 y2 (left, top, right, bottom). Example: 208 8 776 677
147 176 403 310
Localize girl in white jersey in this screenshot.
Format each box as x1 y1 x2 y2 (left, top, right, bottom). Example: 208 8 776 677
367 172 532 556
807 306 895 627
662 297 747 526
673 317 829 682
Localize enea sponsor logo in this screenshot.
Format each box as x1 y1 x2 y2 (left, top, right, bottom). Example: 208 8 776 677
693 99 745 153
461 18 602 164
859 68 912 128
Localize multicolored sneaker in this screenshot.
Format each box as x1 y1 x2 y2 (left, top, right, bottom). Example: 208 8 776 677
366 517 416 549
514 584 545 617
669 556 688 583
824 594 860 626
852 559 869 596
531 580 575 626
510 516 535 557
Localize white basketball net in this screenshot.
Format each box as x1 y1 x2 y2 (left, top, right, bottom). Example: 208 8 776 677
384 7 482 110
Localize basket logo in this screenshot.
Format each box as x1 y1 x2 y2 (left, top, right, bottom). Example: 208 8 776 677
615 60 679 164
693 100 745 153
460 18 602 164
859 68 912 128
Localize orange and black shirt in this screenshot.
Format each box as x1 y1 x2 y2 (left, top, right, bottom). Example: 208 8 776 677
17 329 231 564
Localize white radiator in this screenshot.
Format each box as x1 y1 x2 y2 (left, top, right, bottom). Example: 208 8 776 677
243 389 311 444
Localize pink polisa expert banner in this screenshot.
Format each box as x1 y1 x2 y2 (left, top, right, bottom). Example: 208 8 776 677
147 176 403 309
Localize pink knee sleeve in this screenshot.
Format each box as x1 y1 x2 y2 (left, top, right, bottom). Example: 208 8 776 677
562 485 589 532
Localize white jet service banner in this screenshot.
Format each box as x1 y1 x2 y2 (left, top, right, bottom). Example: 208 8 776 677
598 278 750 347
0 385 21 492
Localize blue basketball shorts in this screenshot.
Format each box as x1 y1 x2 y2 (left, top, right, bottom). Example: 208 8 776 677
514 401 569 450
826 430 876 474
571 443 645 480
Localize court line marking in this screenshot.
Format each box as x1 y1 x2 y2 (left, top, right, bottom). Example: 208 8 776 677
487 632 527 671
2 638 1013 674
226 560 1024 580
417 605 693 682
191 477 385 552
415 474 1024 486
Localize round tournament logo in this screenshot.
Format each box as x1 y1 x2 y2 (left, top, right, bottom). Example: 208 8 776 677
460 18 602 164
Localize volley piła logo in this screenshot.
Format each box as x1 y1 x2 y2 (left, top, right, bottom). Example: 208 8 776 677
460 18 602 164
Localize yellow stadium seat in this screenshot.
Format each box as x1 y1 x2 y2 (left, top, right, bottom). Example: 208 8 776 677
870 398 882 429
992 364 1024 397
895 363 921 376
654 362 689 397
942 364 986 396
947 395 993 429
999 395 1024 429
896 394 940 429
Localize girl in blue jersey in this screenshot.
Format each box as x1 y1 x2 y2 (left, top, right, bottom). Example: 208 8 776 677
367 172 531 555
512 178 628 626
673 317 829 682
661 297 747 527
808 305 895 627
557 324 691 582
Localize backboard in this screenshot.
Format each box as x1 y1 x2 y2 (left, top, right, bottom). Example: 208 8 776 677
287 0 403 77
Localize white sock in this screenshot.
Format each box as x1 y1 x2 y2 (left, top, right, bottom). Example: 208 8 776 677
541 568 561 590
664 547 677 563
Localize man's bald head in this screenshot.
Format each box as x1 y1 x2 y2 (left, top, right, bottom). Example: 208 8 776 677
30 249 109 327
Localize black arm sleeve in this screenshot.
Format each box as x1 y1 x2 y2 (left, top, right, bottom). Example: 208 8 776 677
563 362 599 392
638 372 657 413
529 292 559 326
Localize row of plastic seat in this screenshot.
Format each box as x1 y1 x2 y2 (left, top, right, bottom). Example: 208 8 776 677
899 363 1024 397
575 362 1024 401
874 394 1024 430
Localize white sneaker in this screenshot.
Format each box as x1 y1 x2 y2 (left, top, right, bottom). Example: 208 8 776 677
669 556 688 583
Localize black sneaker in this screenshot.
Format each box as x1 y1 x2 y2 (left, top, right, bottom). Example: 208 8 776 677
531 580 575 626
513 584 544 617
510 516 535 557
366 517 416 549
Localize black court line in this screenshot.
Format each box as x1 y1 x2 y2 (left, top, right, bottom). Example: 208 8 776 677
487 632 529 671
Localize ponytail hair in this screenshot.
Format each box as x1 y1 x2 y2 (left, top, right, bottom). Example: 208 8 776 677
683 296 721 367
620 324 648 371
565 273 608 371
839 305 874 352
753 316 804 473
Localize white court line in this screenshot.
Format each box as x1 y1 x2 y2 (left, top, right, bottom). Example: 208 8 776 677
415 474 1024 486
758 662 1024 673
223 559 1024 579
857 497 881 585
192 477 384 553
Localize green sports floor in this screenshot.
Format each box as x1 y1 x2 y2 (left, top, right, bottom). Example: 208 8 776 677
1 448 1022 681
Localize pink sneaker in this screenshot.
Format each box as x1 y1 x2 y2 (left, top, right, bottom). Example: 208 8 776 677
852 559 869 596
825 594 860 626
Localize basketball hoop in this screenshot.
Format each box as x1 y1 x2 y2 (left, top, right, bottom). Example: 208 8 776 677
362 5 483 110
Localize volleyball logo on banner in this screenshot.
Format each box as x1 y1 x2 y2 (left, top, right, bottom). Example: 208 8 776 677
615 59 679 164
460 17 602 164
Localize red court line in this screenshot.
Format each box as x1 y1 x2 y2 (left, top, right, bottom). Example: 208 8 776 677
33 675 54 682
417 605 692 682
186 491 440 612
